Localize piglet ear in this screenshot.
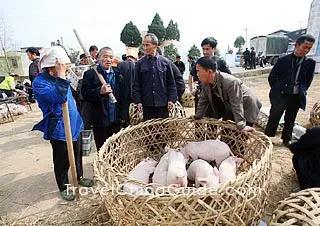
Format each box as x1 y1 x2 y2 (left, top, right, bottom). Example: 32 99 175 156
213 167 219 176
235 158 244 166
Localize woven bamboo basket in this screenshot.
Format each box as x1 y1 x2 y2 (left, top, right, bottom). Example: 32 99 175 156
310 102 320 126
94 118 273 226
181 92 195 107
255 110 283 132
271 188 320 226
129 101 186 125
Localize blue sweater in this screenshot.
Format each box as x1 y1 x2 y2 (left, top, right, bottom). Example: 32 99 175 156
32 72 83 141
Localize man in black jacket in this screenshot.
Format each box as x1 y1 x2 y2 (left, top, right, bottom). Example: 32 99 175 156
289 127 320 189
117 48 137 126
265 35 316 147
26 47 40 103
174 55 185 75
81 47 125 150
133 33 177 121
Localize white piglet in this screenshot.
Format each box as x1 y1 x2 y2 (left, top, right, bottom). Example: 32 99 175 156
152 152 169 186
166 148 188 187
181 140 231 167
123 158 158 195
187 159 220 188
219 156 244 184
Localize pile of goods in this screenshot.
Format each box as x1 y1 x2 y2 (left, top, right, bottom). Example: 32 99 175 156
0 103 28 119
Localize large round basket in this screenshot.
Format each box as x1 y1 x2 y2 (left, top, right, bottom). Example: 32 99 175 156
181 92 195 107
129 102 186 125
310 102 320 126
94 118 273 226
271 188 320 226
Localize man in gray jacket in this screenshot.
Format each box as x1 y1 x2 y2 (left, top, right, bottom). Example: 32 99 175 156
195 56 262 133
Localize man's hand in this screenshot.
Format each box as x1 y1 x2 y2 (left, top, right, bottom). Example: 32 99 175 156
191 89 197 96
168 101 174 110
240 126 255 135
100 84 113 94
137 103 143 112
55 58 67 79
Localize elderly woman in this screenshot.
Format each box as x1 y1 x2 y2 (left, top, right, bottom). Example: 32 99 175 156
32 46 93 201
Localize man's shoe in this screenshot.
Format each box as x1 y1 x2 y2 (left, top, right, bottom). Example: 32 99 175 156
60 189 75 201
78 178 94 187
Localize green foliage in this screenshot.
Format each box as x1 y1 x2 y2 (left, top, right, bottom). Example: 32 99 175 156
234 36 246 54
164 44 178 62
120 21 142 47
164 20 180 41
187 44 201 60
148 13 166 44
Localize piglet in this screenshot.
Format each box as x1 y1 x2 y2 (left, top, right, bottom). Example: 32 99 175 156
123 158 158 195
219 156 244 184
166 147 188 187
181 140 231 167
187 159 220 188
152 152 169 186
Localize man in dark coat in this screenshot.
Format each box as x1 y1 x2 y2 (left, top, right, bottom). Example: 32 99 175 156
117 48 138 126
265 34 316 147
174 55 186 75
289 127 320 189
132 33 177 121
243 48 251 70
250 47 256 69
82 47 126 150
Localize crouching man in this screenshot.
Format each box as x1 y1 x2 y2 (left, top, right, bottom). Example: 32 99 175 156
32 46 93 201
194 56 262 134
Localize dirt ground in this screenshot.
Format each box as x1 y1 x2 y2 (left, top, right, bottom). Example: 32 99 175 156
0 73 319 225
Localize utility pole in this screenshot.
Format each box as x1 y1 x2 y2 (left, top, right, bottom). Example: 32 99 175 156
244 28 248 48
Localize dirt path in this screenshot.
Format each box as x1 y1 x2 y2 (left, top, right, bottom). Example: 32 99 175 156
0 74 319 225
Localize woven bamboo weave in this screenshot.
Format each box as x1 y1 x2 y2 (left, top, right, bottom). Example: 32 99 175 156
181 92 195 107
129 101 186 125
271 188 320 226
94 118 273 226
310 102 320 126
255 110 283 132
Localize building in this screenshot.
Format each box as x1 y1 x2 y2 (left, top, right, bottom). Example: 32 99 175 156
268 30 290 36
307 0 320 73
268 28 307 42
0 50 26 77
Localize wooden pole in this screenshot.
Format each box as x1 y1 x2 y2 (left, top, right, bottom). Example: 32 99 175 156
62 102 79 200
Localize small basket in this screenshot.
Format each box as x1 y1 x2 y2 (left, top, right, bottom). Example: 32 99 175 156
181 91 195 107
310 102 320 126
255 108 284 132
271 188 320 226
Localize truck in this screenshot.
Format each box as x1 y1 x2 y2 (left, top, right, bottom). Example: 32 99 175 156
250 35 289 65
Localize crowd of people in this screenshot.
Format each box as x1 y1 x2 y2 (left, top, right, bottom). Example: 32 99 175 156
17 32 316 200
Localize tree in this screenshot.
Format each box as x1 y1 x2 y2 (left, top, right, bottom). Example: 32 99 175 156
66 48 80 64
120 21 142 47
234 36 245 54
164 20 180 41
148 13 166 44
187 44 201 60
0 16 14 74
164 44 178 62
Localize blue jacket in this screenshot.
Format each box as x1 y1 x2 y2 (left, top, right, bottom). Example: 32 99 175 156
32 72 83 141
133 54 177 107
268 53 316 110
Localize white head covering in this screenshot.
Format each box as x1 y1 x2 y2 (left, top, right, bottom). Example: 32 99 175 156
39 46 71 69
126 47 138 59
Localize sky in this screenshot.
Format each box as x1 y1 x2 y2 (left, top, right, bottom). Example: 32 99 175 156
0 0 314 59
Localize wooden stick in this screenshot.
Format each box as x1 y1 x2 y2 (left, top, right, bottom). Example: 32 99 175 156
62 102 79 200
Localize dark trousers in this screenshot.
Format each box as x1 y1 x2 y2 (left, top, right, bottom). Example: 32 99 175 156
250 58 256 69
244 58 250 70
265 94 300 142
143 106 169 121
50 139 83 191
0 89 14 97
92 124 121 151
